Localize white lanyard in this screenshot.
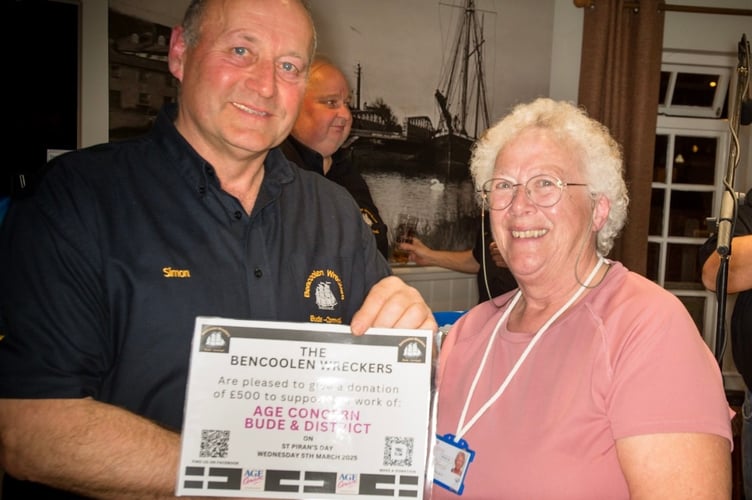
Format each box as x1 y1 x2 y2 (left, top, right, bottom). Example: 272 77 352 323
454 257 605 440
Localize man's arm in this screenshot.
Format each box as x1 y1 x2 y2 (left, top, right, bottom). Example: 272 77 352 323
701 234 752 293
0 398 186 499
398 237 479 274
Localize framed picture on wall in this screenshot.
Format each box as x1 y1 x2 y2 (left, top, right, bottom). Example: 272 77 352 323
310 0 504 255
108 8 177 142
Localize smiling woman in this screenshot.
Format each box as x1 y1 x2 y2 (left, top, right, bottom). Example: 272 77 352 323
433 98 733 500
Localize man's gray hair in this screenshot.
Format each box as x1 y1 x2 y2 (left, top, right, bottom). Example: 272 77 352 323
180 0 318 56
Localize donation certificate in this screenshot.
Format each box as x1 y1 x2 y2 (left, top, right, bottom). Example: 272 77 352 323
176 317 433 498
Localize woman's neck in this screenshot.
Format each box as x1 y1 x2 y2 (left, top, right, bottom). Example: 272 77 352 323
509 256 608 333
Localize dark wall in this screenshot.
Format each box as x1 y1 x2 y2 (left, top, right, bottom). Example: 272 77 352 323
5 0 78 197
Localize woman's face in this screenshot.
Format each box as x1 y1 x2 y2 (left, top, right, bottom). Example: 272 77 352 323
487 128 605 285
455 452 466 469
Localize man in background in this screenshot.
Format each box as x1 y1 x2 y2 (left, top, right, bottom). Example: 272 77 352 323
700 187 752 500
281 55 389 258
400 212 517 302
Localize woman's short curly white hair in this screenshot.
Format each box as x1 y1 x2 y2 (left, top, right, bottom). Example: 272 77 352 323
470 97 629 256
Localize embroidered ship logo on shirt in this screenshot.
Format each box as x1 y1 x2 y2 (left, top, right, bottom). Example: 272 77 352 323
315 282 338 310
304 268 345 323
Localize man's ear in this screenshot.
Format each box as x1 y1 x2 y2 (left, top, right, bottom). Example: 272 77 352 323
592 194 610 232
168 26 187 82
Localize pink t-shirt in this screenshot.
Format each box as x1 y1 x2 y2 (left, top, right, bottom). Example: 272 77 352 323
433 262 732 500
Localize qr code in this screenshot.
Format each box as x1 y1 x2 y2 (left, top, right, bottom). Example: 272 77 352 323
383 436 414 467
199 429 230 458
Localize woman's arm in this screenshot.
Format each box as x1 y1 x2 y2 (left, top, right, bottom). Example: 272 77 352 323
616 432 731 499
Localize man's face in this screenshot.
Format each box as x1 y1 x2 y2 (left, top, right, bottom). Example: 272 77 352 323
291 63 353 158
169 0 314 159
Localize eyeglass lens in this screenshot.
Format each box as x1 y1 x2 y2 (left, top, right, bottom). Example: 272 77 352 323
482 175 564 210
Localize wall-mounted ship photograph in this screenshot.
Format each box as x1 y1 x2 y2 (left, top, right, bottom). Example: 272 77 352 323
310 0 552 252
335 0 496 252
347 0 490 185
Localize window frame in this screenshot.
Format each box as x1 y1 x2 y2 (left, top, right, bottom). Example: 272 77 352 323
651 50 746 390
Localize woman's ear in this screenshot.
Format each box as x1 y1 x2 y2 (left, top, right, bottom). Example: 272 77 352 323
592 194 610 232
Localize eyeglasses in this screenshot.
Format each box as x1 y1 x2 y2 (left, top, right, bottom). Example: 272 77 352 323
481 174 589 210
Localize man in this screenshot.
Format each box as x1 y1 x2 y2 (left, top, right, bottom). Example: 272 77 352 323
0 1 435 498
280 56 389 258
700 187 752 500
400 212 518 302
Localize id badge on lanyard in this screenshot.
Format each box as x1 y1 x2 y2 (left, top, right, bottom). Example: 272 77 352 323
433 433 474 495
431 258 605 496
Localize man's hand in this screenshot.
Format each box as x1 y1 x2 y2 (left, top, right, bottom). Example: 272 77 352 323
489 241 508 268
350 276 437 335
399 237 434 266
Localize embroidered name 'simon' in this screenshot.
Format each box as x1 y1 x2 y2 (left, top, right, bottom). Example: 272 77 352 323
163 267 191 278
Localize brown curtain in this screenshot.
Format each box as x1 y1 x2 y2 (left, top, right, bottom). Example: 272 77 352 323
577 0 665 276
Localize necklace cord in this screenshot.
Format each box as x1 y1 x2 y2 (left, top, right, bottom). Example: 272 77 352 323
454 256 605 440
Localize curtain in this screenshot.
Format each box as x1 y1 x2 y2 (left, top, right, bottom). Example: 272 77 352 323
577 0 665 276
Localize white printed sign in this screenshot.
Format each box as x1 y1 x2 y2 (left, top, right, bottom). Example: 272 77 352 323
176 317 433 498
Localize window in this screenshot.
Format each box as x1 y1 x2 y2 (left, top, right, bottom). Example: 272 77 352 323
649 51 737 351
109 89 122 108
659 63 730 118
138 92 151 107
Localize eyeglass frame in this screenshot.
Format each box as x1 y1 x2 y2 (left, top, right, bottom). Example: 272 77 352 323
480 174 589 210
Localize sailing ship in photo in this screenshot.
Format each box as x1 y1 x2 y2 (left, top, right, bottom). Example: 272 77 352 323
345 0 492 183
431 0 491 181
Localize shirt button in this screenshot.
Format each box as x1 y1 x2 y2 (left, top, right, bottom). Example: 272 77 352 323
254 268 263 278
205 166 214 177
233 211 242 220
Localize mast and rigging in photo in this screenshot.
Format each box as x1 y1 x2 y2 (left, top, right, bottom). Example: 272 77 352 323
347 0 493 182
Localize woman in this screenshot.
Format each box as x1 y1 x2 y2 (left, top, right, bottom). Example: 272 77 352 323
433 98 733 499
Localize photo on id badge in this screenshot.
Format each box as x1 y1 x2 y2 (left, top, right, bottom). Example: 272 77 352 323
434 433 474 495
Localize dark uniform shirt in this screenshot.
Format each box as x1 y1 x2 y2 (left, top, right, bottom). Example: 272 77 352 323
0 104 391 498
279 136 389 258
699 188 752 389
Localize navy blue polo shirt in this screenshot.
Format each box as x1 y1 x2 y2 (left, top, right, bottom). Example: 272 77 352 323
279 136 390 258
0 104 391 431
